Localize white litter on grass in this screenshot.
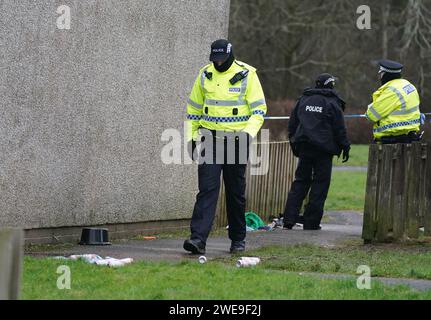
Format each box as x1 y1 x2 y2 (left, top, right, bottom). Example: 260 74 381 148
52 254 133 267
198 256 207 264
236 257 261 268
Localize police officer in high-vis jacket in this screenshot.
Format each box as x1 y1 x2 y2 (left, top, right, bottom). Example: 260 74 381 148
183 39 267 254
366 60 422 143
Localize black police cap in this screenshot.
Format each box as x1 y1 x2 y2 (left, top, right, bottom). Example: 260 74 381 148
209 39 232 62
378 59 403 74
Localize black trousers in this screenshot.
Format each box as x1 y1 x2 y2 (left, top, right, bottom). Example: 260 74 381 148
375 131 422 144
283 146 333 228
190 133 249 244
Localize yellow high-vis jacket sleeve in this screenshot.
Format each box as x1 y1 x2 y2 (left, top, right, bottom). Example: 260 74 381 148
243 71 267 138
186 73 205 142
366 87 401 123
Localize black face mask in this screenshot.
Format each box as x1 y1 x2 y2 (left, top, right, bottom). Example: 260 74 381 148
214 53 235 72
315 82 335 89
381 72 401 85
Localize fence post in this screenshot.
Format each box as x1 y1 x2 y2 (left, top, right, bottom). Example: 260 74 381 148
392 144 407 240
362 144 380 242
406 143 421 239
363 142 430 243
424 144 431 236
375 144 396 241
0 228 24 300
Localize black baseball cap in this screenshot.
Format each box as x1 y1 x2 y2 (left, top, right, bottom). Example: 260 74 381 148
316 73 337 88
209 39 233 62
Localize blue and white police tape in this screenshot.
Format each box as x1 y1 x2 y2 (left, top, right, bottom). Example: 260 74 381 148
264 113 431 121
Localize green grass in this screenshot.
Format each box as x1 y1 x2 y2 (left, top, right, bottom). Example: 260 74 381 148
21 141 430 299
325 171 367 211
243 244 431 280
333 144 369 167
22 254 431 300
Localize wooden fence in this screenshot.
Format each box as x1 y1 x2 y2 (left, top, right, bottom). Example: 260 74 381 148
362 142 431 242
215 141 297 228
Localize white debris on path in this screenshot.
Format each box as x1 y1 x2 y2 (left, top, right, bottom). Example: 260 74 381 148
53 254 133 267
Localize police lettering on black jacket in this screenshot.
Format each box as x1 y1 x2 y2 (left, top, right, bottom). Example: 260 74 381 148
288 88 350 156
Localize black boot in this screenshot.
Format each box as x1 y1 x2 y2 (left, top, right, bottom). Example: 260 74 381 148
283 223 295 230
183 239 206 255
230 240 245 254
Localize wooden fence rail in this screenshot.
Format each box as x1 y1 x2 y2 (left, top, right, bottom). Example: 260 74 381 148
362 142 431 242
215 141 297 228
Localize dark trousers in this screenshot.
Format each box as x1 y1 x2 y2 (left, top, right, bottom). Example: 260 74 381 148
190 132 249 244
283 146 333 228
190 163 247 244
375 131 422 144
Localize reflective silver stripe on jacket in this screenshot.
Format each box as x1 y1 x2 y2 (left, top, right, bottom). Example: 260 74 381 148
249 99 266 109
239 73 248 102
187 98 203 110
204 99 247 106
388 86 406 110
368 104 382 120
390 105 420 116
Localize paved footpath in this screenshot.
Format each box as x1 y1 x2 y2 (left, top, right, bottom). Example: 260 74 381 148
29 211 363 261
28 211 431 292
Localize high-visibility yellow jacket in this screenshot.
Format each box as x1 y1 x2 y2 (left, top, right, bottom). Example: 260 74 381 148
366 78 421 139
185 60 267 141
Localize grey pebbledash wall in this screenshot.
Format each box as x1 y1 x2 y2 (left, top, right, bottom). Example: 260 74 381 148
0 1 230 230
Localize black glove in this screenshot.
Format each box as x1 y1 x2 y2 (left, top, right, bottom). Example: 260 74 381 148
187 140 197 161
342 146 350 163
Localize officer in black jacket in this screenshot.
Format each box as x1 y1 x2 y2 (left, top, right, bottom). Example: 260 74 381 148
283 73 351 230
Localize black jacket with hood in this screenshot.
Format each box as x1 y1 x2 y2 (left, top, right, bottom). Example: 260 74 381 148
289 88 350 156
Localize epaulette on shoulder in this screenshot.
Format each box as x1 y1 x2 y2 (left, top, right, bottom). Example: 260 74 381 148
199 63 212 72
235 60 257 73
